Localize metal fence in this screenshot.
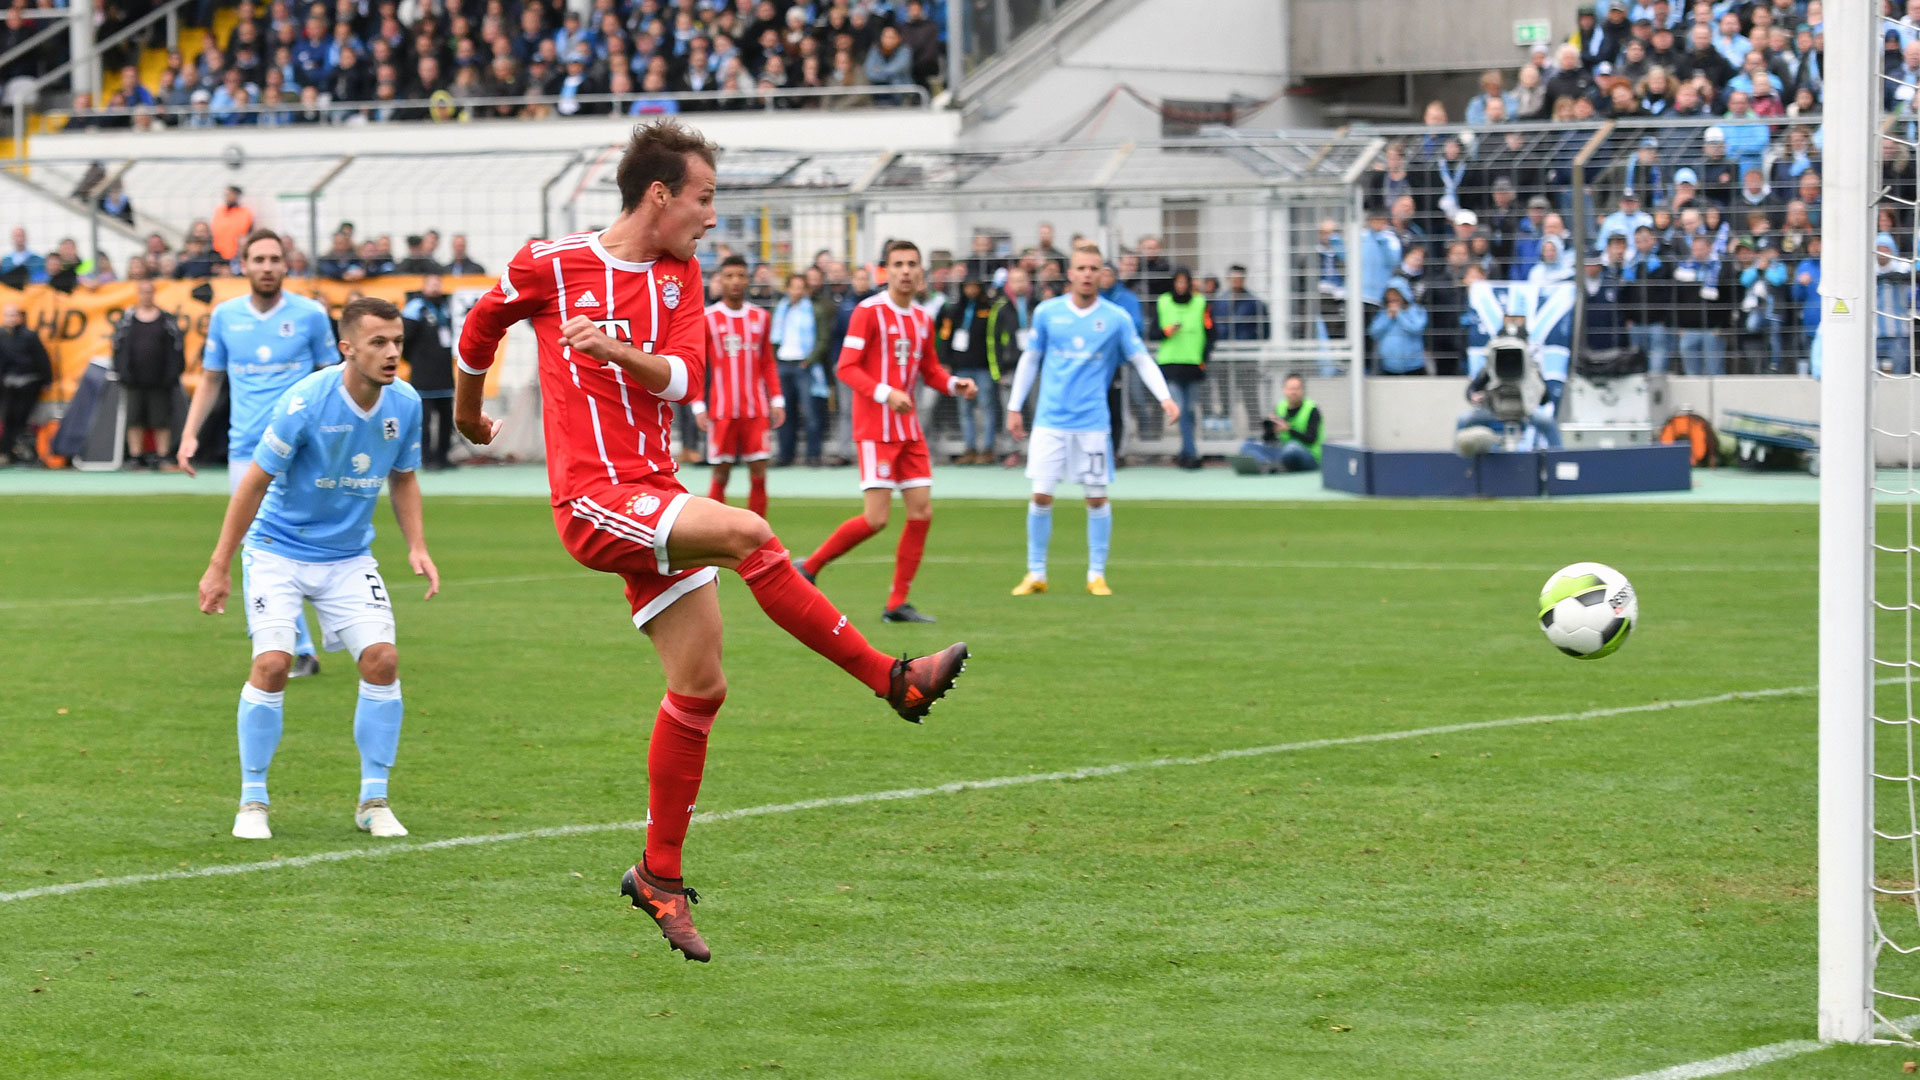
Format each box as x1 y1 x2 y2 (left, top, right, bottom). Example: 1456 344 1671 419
1342 114 1830 378
8 130 1380 463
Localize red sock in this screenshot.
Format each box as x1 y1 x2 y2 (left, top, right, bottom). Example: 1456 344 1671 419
803 514 878 576
644 691 722 881
888 518 929 609
748 475 768 520
737 536 895 696
707 475 727 504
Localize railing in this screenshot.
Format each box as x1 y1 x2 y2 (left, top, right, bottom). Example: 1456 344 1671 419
11 0 208 144
0 18 69 98
957 0 1071 82
17 82 934 156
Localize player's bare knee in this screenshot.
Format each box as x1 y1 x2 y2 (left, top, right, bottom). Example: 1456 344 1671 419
1086 496 1109 509
357 643 399 685
251 652 292 692
906 504 933 522
1030 492 1054 509
729 507 774 557
688 674 728 701
863 508 891 531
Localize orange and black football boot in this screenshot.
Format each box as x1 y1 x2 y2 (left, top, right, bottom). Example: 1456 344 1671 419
621 860 711 962
885 642 969 723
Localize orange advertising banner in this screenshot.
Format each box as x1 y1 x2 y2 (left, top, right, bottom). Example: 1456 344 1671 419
0 275 503 401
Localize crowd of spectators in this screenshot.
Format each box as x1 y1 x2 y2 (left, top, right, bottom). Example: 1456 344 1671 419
0 211 485 292
1301 0 1920 377
16 0 947 130
1322 113 1829 376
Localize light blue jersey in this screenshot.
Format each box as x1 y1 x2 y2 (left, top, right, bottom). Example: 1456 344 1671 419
247 366 423 563
1020 295 1154 433
203 291 337 461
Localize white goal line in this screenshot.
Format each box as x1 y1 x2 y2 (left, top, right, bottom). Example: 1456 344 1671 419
1606 1014 1920 1080
0 681 1816 905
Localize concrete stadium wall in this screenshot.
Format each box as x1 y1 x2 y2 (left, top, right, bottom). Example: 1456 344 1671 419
964 0 1317 145
1290 0 1562 78
1332 374 1917 467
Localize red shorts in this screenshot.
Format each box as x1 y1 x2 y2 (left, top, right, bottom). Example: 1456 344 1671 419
553 475 718 628
857 439 933 491
707 415 771 463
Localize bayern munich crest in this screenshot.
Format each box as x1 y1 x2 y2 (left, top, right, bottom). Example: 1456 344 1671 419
660 275 684 310
628 493 661 518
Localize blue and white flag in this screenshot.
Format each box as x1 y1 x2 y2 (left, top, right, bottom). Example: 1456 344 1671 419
1465 281 1575 382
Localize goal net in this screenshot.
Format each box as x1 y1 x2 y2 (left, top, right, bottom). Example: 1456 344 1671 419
1830 0 1920 1046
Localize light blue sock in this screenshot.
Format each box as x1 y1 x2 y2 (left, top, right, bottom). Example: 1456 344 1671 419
237 682 285 806
1087 503 1113 581
1026 501 1053 577
353 680 404 802
293 609 317 658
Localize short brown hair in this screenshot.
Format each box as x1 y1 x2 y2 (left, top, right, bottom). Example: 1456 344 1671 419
615 119 720 212
1071 241 1102 261
882 239 920 262
240 228 285 260
339 296 402 337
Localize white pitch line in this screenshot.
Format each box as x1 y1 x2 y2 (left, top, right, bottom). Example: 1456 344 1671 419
1608 1038 1826 1080
0 682 1815 905
0 558 1822 613
1608 1015 1920 1080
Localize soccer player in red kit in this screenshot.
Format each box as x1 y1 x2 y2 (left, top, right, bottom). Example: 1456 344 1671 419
796 240 976 623
696 253 783 518
452 121 968 964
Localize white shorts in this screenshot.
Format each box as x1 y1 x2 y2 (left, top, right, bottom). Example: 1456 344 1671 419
1026 426 1114 497
241 546 396 659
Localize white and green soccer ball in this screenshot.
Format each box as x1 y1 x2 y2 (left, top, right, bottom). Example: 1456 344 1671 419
1538 562 1637 659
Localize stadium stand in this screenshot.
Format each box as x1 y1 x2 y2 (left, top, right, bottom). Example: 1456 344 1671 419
0 0 1881 469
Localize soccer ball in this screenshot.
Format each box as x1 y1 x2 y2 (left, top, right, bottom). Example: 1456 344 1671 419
1538 562 1636 659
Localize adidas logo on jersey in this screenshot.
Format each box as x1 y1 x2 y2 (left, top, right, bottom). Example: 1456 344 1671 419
575 291 599 308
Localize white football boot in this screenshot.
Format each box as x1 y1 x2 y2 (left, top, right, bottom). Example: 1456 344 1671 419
233 801 272 840
355 798 408 837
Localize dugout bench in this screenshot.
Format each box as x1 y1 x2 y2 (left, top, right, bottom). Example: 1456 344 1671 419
1719 409 1819 475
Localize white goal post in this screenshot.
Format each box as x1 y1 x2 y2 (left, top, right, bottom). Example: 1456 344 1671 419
1823 0 1895 1046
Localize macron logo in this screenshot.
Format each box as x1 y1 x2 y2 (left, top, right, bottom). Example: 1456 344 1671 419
574 290 599 308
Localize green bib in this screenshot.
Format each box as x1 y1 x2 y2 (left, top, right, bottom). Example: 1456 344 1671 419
1155 293 1208 365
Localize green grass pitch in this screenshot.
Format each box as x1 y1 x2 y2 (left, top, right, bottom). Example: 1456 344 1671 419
2 491 1916 1078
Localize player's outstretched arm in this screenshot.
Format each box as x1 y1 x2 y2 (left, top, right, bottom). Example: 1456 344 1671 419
452 368 503 445
199 463 273 614
177 369 225 477
453 241 548 445
386 470 440 600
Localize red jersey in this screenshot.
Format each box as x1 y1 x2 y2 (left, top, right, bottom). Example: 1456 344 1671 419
456 231 706 505
836 292 954 444
698 302 781 419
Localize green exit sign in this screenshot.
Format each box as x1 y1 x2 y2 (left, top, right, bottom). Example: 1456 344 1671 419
1513 19 1552 46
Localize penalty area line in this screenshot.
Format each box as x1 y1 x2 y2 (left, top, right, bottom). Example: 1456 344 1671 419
0 681 1816 905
